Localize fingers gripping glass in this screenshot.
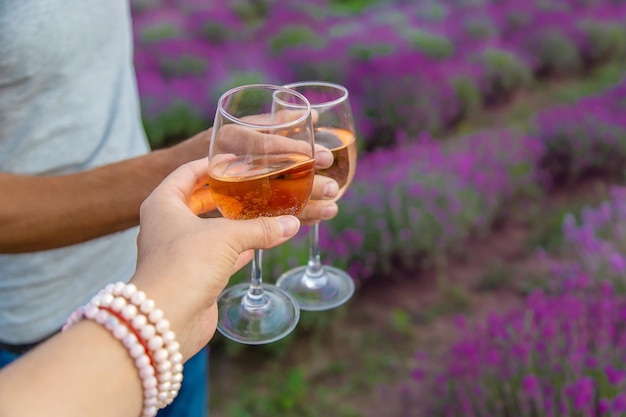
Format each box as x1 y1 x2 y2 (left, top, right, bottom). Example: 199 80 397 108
276 81 358 311
207 84 315 344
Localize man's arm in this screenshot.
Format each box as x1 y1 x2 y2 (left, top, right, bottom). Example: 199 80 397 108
0 128 339 253
0 132 211 253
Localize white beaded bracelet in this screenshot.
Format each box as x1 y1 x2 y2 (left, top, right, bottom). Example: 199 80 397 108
63 282 184 416
99 282 184 407
64 305 161 417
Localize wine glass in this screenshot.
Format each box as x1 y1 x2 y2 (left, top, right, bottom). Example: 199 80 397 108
207 84 316 344
276 81 358 311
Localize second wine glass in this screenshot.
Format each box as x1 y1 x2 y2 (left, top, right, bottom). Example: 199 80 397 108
207 84 316 344
276 81 358 311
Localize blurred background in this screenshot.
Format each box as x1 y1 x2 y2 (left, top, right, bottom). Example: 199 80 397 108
131 0 626 415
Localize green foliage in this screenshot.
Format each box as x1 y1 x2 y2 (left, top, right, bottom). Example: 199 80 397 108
415 2 448 21
440 284 472 312
356 181 430 272
527 183 609 255
214 71 271 105
226 367 315 417
465 17 499 40
535 30 583 74
159 55 206 78
348 43 395 61
220 362 364 417
503 105 541 132
404 29 455 59
328 0 390 14
476 261 513 291
580 21 626 63
370 9 408 27
328 21 360 38
139 24 179 43
506 10 532 32
143 102 207 149
515 270 554 296
451 76 483 119
269 25 324 54
129 0 154 12
539 120 626 185
536 0 570 10
480 48 534 97
527 205 577 253
550 62 626 103
201 21 238 44
289 60 348 85
300 307 347 334
415 284 472 324
390 308 414 336
230 0 271 26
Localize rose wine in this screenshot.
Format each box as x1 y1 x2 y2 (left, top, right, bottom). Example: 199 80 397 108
208 153 315 220
314 127 357 201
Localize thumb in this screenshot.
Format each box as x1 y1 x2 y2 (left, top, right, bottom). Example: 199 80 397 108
231 215 301 252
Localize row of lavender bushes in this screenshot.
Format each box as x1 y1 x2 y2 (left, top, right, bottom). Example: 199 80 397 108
399 185 626 417
543 186 626 294
386 78 626 416
261 128 543 287
537 80 626 185
130 0 626 150
257 77 626 286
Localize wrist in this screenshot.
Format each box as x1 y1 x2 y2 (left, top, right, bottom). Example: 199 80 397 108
129 274 214 359
166 129 212 168
63 282 184 416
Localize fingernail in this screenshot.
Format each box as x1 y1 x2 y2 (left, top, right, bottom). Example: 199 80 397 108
321 205 338 220
323 181 339 198
315 150 333 167
278 216 300 237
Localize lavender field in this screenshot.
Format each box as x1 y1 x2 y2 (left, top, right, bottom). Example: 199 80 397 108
130 0 626 415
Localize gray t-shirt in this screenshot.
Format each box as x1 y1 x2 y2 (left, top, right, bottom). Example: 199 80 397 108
0 0 151 343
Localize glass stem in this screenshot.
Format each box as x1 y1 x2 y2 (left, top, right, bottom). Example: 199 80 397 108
303 223 327 288
244 249 266 308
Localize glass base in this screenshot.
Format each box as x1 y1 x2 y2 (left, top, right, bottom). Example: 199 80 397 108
217 283 300 345
276 265 355 311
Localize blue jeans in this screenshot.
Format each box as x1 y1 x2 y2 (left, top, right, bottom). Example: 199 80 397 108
158 346 209 417
0 345 209 417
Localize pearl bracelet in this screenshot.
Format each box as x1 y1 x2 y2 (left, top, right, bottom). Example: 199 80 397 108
63 282 184 416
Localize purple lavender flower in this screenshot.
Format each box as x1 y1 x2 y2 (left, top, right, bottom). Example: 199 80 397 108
542 183 626 293
404 287 626 416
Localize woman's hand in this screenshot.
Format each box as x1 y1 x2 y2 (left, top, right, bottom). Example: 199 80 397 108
130 158 302 360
